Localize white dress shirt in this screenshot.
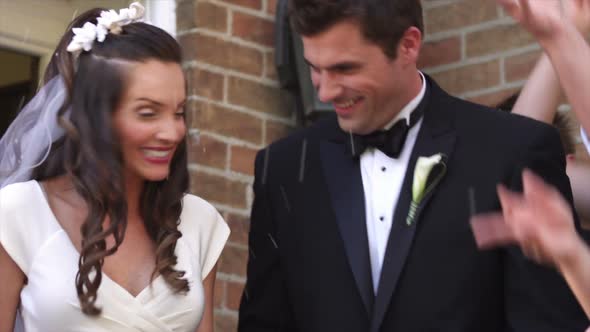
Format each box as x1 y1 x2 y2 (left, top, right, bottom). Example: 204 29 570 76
361 72 426 293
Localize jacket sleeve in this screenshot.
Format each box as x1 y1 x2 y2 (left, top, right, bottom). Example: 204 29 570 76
238 148 293 331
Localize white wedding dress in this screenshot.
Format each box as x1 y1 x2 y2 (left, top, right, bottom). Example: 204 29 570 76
0 180 229 332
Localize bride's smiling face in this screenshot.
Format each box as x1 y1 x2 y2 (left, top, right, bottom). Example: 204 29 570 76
112 59 187 182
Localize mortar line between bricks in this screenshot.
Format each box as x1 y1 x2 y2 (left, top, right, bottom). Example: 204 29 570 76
186 128 262 150
176 28 273 53
226 242 248 250
213 204 251 218
214 308 239 317
184 60 279 87
187 95 295 125
217 272 247 282
209 0 275 20
459 81 525 99
188 164 253 183
425 17 517 41
423 44 540 74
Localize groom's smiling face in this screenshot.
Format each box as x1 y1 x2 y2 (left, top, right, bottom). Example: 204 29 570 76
302 20 422 135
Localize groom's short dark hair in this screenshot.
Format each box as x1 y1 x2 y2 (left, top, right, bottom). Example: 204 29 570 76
288 0 424 59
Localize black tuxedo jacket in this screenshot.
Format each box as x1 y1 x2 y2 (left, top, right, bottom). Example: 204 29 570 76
238 77 589 331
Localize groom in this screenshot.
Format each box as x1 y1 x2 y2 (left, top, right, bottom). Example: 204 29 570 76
238 0 589 331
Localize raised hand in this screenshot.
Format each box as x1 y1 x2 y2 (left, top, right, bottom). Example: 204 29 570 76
564 0 590 36
501 169 578 265
471 169 580 267
496 0 566 41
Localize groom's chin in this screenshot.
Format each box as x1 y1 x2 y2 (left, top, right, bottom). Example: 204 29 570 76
337 116 365 135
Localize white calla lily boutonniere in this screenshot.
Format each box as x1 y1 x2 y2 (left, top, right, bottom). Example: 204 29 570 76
406 153 447 226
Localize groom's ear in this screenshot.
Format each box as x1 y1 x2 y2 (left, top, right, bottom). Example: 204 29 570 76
396 26 422 65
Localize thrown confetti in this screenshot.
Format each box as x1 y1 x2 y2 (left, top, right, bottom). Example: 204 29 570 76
267 233 278 249
280 185 290 212
298 139 307 182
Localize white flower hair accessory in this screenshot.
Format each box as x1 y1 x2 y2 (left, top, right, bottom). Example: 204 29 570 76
66 2 145 54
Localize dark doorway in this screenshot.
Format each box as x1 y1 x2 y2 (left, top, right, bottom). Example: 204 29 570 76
0 48 40 138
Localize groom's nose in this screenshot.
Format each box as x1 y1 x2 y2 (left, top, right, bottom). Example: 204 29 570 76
315 71 342 103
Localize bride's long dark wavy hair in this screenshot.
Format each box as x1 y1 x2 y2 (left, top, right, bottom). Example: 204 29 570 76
33 8 190 315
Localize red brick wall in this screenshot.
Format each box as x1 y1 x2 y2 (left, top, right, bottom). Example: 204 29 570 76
177 0 293 330
177 1 588 331
419 0 587 159
420 0 533 104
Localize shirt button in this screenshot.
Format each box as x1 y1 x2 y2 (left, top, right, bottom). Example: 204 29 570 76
379 216 384 221
381 166 386 172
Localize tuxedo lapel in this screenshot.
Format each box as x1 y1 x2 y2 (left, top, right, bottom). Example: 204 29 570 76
370 79 457 332
320 136 374 318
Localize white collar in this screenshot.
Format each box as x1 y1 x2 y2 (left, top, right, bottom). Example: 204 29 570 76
384 71 426 129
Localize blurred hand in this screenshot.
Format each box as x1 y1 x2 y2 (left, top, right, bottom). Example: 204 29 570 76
565 0 590 36
496 0 568 41
471 169 579 267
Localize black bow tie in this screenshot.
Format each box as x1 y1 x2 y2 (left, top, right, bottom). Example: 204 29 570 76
345 102 425 159
348 121 410 159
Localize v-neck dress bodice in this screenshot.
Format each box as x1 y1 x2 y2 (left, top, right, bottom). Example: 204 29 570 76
0 180 230 332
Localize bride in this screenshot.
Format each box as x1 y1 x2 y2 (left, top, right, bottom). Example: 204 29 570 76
0 3 229 331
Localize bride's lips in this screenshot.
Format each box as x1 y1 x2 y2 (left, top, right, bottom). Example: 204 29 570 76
141 147 175 164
